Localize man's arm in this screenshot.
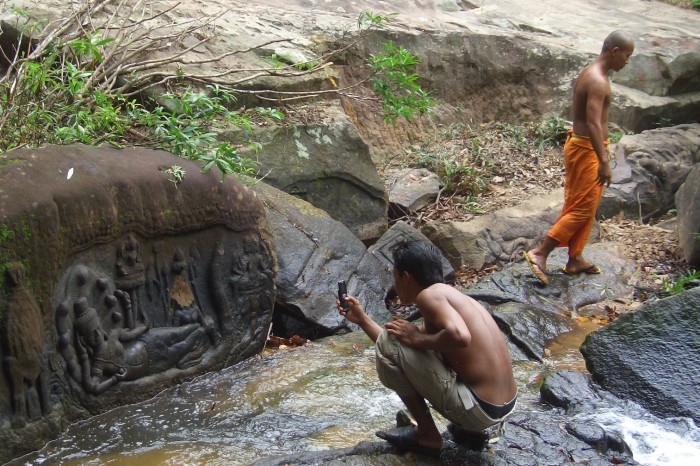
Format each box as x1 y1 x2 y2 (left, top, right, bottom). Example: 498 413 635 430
585 79 612 186
386 290 471 352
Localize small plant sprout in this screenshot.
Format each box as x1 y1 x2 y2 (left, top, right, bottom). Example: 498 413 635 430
162 165 186 185
662 269 700 296
592 282 615 299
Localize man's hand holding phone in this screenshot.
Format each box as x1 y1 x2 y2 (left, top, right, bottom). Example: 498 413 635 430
338 280 349 312
336 280 365 325
335 279 383 343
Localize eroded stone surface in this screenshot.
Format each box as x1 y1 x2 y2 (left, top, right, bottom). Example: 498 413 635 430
0 144 276 461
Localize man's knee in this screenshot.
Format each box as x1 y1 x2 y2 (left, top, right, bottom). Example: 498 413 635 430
374 330 419 397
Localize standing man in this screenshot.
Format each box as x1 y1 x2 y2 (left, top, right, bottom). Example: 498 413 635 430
338 241 517 457
525 30 635 285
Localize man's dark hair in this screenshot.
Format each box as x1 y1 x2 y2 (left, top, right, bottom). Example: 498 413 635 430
391 240 444 287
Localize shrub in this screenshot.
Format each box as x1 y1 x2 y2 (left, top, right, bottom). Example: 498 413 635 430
0 4 432 180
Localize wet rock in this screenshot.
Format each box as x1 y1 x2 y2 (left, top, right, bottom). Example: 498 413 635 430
580 286 700 423
490 302 571 361
250 410 638 466
491 411 633 466
540 371 603 415
250 180 393 337
463 244 636 361
565 420 632 455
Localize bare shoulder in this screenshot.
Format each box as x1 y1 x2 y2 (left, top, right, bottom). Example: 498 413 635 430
576 65 609 92
415 283 458 308
416 283 451 302
417 284 481 310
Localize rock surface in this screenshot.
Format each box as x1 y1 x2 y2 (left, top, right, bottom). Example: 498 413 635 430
250 180 393 336
242 103 388 242
385 168 442 218
676 163 700 266
601 123 700 222
580 286 700 422
422 189 568 270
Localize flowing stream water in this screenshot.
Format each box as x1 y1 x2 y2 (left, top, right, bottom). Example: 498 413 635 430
8 323 700 466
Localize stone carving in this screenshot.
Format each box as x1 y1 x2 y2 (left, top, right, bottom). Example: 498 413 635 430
229 233 275 316
50 229 275 400
115 233 146 328
209 232 276 351
0 144 274 462
4 263 48 427
56 261 208 395
73 294 146 394
55 300 81 382
169 247 218 344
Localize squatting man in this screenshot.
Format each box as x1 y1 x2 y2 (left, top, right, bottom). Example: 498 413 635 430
337 240 517 457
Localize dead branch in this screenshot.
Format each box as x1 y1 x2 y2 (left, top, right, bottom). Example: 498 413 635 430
1 0 390 118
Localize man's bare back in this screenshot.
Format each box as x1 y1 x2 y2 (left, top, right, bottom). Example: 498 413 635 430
417 284 517 405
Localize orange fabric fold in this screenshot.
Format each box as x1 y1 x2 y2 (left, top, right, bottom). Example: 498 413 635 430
547 131 608 257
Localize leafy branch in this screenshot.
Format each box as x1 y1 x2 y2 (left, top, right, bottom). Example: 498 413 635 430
0 1 433 178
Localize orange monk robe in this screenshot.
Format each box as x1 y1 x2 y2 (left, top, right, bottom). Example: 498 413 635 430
547 131 609 257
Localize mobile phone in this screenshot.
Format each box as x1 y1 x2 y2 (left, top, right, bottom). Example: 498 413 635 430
338 280 349 311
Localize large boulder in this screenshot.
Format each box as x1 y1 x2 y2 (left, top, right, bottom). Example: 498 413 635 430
0 144 276 461
600 124 700 221
250 180 393 337
241 103 388 242
676 164 700 267
580 286 700 423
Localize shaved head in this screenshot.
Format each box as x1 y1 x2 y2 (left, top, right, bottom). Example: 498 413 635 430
602 30 634 53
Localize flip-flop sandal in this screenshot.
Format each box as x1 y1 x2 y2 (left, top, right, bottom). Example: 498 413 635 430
447 423 489 451
561 264 602 275
524 251 549 285
376 425 441 458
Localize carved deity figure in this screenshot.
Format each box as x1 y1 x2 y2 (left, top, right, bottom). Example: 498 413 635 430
73 295 149 395
5 263 48 427
115 233 146 328
70 289 209 395
169 248 218 344
170 248 200 325
229 235 274 313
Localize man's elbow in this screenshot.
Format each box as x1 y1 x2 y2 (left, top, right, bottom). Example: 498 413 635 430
453 330 471 348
